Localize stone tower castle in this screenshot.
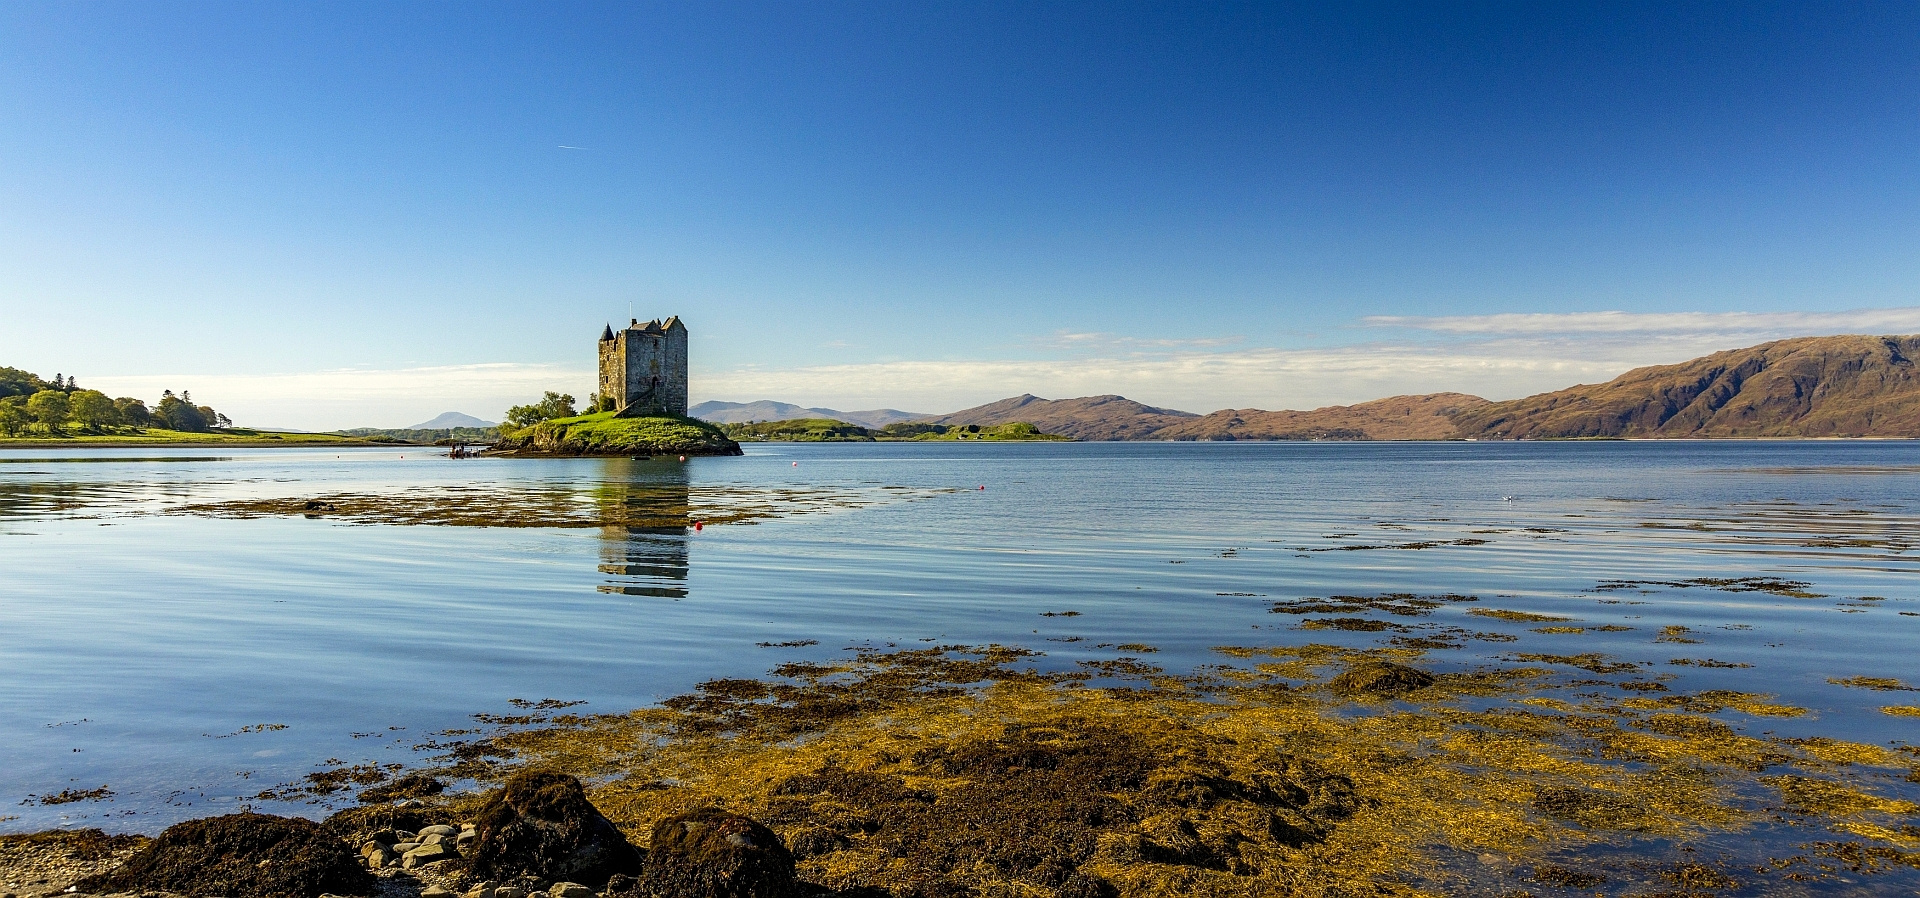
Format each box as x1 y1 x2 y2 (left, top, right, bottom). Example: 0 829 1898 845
598 316 689 417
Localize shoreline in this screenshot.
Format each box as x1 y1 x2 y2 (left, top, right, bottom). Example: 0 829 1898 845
7 435 1920 450
8 639 1918 896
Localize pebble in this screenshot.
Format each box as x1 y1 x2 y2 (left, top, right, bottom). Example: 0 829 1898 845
463 881 497 898
401 841 458 870
362 844 397 870
418 833 454 846
417 825 460 838
494 887 526 898
392 842 422 853
421 888 455 898
549 883 593 898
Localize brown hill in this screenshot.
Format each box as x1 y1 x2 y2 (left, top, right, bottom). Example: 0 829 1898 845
1452 334 1920 439
924 394 1196 441
1153 393 1489 441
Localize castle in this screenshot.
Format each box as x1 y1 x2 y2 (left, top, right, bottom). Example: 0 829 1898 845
597 316 689 417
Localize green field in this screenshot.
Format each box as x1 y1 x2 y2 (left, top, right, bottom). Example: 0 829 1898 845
0 427 381 448
720 419 1070 442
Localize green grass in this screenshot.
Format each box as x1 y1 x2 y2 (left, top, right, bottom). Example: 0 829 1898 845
723 419 1071 442
0 427 374 447
496 412 742 456
895 422 1070 441
720 418 876 442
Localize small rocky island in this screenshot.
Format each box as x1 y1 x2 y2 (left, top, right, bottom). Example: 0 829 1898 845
490 317 742 457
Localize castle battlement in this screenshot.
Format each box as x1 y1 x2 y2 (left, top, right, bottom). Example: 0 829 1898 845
598 316 688 417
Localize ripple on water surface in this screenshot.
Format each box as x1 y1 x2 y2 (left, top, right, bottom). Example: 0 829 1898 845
0 442 1916 875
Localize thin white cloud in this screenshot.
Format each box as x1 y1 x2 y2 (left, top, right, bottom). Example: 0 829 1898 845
1365 307 1920 335
1038 330 1245 350
79 307 1917 428
85 363 593 431
695 332 1725 415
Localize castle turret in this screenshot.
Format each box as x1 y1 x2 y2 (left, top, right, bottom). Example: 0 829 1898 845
597 316 689 417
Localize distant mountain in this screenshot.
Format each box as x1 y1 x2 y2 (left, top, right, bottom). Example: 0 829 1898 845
702 334 1920 443
926 394 1198 441
1153 393 1490 441
408 412 496 429
1452 334 1920 439
690 400 929 429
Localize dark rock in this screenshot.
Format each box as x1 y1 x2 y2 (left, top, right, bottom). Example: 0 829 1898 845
360 774 447 804
321 805 456 844
784 826 849 859
640 807 797 898
1328 661 1434 697
602 873 640 898
1055 872 1118 898
467 769 642 887
75 812 374 898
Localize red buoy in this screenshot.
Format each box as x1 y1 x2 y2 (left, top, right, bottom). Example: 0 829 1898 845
694 521 704 531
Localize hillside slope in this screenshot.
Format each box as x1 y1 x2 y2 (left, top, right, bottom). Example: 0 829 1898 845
691 400 928 428
1452 335 1920 439
925 394 1197 441
1154 393 1489 441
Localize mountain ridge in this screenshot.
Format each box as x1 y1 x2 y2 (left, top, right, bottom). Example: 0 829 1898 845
1452 334 1920 439
690 400 929 429
407 411 496 430
696 335 1920 441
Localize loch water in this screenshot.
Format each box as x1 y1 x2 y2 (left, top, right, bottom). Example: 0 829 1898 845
2 440 1917 833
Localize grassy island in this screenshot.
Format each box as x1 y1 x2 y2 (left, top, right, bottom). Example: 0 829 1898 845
490 411 743 457
721 419 1070 442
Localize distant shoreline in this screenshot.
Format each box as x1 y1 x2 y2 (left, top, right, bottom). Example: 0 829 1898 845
5 435 1918 450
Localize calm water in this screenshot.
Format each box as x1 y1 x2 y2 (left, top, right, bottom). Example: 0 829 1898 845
3 441 1918 833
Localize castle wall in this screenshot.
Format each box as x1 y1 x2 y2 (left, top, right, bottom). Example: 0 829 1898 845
598 318 688 417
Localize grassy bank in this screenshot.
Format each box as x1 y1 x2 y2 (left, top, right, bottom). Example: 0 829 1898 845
720 419 1070 442
0 427 381 448
490 412 743 457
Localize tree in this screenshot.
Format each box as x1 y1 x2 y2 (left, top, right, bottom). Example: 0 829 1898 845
0 400 26 436
0 367 54 400
27 390 70 429
156 394 208 432
66 390 118 431
114 397 152 427
504 391 578 428
195 405 220 429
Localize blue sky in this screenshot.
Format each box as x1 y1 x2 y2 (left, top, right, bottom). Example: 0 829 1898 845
3 2 1917 427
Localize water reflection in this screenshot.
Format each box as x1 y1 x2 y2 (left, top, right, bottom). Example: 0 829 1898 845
593 458 691 598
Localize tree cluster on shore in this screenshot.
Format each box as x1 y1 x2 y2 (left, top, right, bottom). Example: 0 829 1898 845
503 392 578 428
0 366 228 436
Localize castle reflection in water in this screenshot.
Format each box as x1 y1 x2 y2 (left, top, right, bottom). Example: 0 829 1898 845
591 458 691 598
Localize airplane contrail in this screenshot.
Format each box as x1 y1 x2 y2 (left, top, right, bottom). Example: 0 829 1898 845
557 145 586 149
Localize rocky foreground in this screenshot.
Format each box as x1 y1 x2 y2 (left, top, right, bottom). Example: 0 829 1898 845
9 642 1920 898
3 771 807 898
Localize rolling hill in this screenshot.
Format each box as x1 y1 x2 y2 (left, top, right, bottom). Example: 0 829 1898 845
1153 393 1490 441
711 334 1920 442
1451 334 1920 439
925 394 1198 441
690 400 929 429
407 411 496 429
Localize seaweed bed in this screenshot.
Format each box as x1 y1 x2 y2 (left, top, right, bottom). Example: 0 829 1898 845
164 484 956 529
322 638 1920 898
